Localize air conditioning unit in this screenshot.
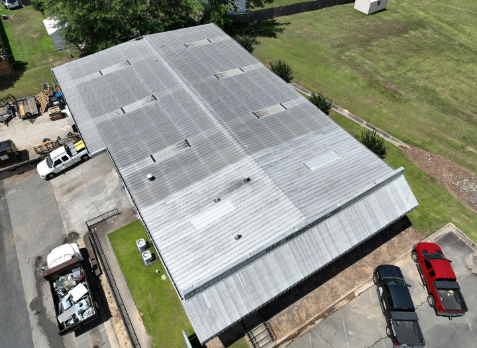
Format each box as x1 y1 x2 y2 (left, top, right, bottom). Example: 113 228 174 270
136 239 147 253
142 251 155 267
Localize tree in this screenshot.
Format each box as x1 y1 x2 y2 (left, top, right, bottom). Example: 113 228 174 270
189 0 235 29
356 129 387 158
309 92 332 115
233 34 258 53
33 0 194 54
270 60 293 83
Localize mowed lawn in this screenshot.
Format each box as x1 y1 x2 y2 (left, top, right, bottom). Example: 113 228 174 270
253 0 477 173
108 220 194 348
0 6 75 99
251 0 312 10
328 111 476 240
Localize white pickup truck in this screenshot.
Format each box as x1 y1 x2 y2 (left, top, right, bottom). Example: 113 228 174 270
37 140 89 179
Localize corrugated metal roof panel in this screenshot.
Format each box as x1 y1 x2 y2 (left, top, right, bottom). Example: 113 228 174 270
184 174 418 343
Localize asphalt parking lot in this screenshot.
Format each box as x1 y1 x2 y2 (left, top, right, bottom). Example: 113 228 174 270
0 153 131 348
287 225 477 348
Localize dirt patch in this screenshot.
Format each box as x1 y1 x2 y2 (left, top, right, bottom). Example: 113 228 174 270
258 219 424 344
405 147 477 213
99 274 131 348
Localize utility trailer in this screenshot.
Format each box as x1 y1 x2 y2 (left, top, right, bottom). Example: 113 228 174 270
17 97 41 120
43 243 98 335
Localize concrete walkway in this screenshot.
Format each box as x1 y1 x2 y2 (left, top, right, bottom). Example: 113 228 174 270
290 82 410 149
93 208 153 348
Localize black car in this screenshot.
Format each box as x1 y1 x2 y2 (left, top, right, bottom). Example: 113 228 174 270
373 265 425 347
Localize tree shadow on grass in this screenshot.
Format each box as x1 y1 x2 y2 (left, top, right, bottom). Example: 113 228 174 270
0 17 27 97
226 18 290 41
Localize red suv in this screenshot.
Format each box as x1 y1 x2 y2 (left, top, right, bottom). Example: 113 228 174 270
412 242 468 318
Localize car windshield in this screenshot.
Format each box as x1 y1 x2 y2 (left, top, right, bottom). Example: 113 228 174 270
46 156 53 168
6 0 17 3
384 278 406 286
426 253 447 260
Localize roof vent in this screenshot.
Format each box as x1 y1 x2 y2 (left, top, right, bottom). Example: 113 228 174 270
121 95 157 114
253 104 287 119
99 60 131 75
213 197 221 203
184 39 211 48
147 173 155 181
151 139 191 163
234 234 242 240
214 68 244 79
243 177 251 183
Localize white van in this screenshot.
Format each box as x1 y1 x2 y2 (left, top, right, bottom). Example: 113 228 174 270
2 0 22 9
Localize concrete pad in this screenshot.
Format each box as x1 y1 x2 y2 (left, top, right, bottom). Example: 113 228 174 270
50 153 132 235
0 114 74 158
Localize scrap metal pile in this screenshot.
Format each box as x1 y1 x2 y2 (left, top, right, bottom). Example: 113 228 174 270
54 267 95 328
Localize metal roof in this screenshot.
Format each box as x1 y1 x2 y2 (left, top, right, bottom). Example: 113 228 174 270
52 24 418 343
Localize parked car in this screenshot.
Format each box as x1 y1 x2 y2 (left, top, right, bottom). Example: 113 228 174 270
373 265 425 347
412 242 468 318
2 0 22 9
37 140 89 179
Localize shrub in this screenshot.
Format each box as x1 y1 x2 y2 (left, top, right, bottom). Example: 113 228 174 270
233 34 258 54
309 92 332 115
270 60 293 83
356 128 387 159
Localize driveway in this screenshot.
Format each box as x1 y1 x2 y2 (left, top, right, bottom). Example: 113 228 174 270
0 153 132 348
287 225 477 348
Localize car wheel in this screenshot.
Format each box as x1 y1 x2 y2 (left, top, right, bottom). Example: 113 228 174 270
373 273 378 285
47 173 56 180
81 154 89 161
386 326 393 338
411 251 418 263
427 295 435 307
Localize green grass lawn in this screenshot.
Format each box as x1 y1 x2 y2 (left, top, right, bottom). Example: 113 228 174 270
0 5 76 99
108 220 193 348
250 0 312 10
253 0 477 173
328 111 477 240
